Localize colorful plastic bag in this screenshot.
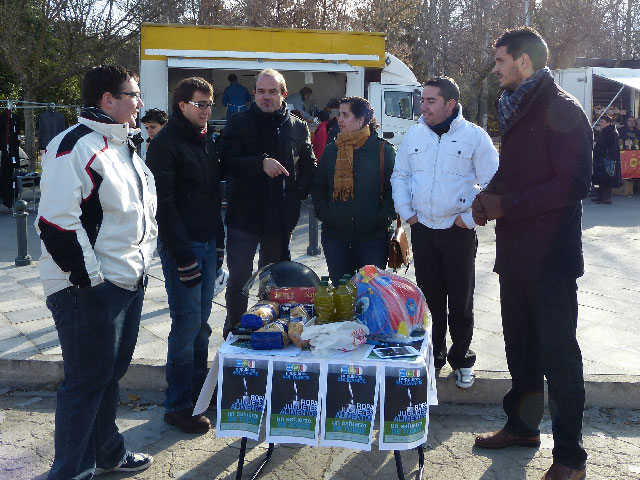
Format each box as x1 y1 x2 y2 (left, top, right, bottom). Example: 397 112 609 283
353 265 429 342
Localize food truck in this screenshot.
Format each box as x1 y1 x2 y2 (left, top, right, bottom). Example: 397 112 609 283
139 23 422 146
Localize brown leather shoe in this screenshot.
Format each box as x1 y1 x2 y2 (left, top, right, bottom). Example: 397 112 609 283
475 427 541 449
164 408 211 434
541 463 586 479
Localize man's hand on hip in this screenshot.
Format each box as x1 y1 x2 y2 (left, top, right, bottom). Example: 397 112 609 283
263 157 289 178
406 214 418 225
454 215 469 228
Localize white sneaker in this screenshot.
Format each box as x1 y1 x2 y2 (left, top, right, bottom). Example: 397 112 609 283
213 268 228 296
454 367 475 389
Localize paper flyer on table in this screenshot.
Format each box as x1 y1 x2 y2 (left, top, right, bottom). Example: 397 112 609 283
215 355 269 441
319 361 378 450
378 363 430 450
265 359 321 446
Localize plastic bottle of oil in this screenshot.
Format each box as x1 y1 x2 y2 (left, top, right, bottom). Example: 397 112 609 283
334 279 354 322
314 280 335 324
343 274 357 308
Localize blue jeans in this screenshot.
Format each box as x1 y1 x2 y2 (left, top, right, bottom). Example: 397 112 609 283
158 239 216 413
321 232 389 286
46 281 145 480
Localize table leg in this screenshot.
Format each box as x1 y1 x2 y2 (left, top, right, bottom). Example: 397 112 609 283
393 450 405 480
416 444 425 480
250 443 274 480
235 439 275 480
393 445 425 480
236 437 248 480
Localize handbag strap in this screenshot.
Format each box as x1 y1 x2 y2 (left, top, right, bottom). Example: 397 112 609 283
379 141 385 206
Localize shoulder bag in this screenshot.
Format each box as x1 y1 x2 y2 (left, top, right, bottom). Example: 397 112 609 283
379 142 411 273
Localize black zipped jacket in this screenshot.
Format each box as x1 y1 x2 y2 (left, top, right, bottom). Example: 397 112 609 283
146 111 222 267
220 102 316 234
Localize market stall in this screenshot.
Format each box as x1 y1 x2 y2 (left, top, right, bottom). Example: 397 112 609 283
196 262 436 480
621 149 640 179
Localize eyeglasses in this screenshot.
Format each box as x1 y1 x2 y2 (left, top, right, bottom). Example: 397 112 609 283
187 101 215 110
114 91 142 101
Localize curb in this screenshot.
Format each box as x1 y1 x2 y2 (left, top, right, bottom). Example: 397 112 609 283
2 359 639 409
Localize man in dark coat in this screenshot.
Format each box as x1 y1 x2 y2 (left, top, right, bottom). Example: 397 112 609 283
220 68 316 339
147 77 223 434
472 28 592 480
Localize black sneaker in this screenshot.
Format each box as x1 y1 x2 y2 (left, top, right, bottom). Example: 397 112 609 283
95 450 153 475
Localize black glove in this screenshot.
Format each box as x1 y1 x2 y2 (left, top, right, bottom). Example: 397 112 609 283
178 260 202 288
477 192 504 222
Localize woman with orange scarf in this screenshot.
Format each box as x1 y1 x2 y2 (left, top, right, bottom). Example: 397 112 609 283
312 97 396 286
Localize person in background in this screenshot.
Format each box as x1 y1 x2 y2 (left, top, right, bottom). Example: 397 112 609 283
312 96 396 286
287 86 313 121
220 68 316 339
146 77 223 434
618 115 639 149
37 64 157 479
391 76 498 389
325 98 340 119
140 108 167 160
592 115 621 204
222 73 252 119
473 27 591 480
312 110 330 161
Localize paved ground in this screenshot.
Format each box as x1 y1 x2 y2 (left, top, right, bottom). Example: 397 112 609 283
1 389 638 479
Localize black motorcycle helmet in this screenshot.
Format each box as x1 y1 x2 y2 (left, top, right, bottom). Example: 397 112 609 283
242 261 321 300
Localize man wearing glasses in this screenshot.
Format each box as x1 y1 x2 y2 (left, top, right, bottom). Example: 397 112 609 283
147 77 223 434
220 68 316 339
37 65 157 478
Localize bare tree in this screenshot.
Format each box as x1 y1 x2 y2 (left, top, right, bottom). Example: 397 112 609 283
0 0 166 167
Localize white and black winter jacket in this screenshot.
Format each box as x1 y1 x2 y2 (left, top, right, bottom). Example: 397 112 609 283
36 111 158 296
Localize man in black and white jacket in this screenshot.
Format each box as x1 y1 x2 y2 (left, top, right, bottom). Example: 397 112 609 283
37 65 157 479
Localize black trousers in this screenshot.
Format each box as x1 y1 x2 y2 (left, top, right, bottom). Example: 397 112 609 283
223 228 289 338
411 222 476 369
499 276 587 469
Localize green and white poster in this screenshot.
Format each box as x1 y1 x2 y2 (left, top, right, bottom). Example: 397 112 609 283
320 362 378 450
265 359 321 446
216 355 269 441
379 363 430 450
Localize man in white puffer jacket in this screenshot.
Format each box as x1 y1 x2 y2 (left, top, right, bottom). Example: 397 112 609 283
391 76 498 389
36 65 158 479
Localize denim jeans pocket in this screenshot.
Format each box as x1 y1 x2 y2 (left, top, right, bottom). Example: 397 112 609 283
46 293 62 327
